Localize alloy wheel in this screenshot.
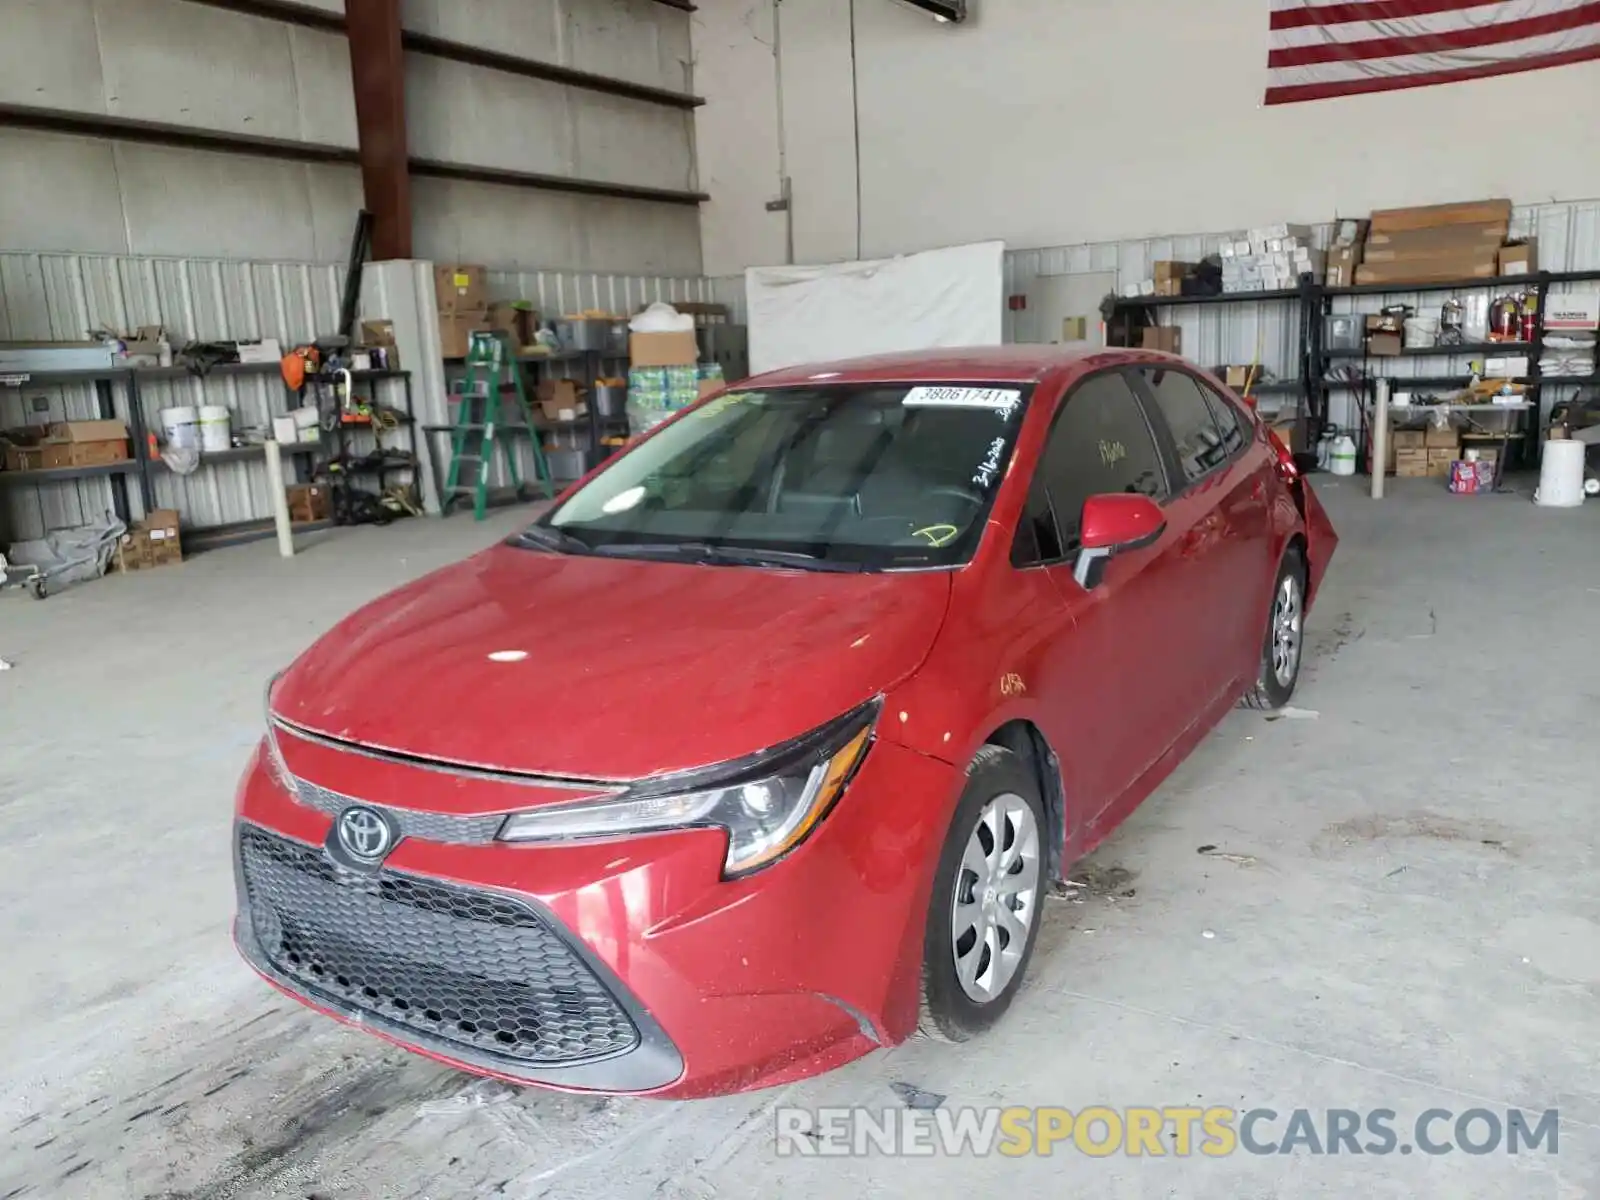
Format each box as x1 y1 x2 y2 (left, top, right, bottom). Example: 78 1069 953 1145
1272 573 1303 688
950 792 1041 1004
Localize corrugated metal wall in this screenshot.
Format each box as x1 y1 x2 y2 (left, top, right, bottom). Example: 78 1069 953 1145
0 252 345 541
2 254 720 540
1006 199 1600 433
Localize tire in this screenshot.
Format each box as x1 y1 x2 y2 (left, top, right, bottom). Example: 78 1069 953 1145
917 745 1048 1043
1240 548 1306 711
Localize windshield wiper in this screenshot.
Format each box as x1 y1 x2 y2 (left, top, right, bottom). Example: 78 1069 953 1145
592 541 865 573
512 525 592 554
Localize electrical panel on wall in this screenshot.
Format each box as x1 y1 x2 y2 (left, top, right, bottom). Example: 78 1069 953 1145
897 0 969 23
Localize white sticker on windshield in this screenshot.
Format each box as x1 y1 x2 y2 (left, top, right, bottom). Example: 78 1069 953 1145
903 386 1022 420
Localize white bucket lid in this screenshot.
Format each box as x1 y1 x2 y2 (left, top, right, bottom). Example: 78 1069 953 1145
198 405 231 420
160 406 199 420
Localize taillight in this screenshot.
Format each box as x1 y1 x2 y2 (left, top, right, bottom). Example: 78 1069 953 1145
1266 427 1299 483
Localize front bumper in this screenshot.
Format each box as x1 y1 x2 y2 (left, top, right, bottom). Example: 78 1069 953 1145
232 733 961 1098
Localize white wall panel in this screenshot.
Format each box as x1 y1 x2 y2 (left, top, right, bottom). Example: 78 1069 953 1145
402 0 691 94
0 251 345 541
0 0 107 113
694 0 1600 276
0 131 130 257
411 177 701 276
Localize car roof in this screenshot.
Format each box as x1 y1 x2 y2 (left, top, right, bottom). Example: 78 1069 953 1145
743 345 1175 388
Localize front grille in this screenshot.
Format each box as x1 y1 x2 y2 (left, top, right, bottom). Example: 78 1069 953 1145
238 825 640 1065
290 776 507 845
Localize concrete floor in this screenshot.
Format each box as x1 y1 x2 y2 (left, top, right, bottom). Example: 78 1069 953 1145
1 480 1597 1199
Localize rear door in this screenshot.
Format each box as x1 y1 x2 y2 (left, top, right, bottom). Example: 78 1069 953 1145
1131 365 1275 692
1013 368 1210 820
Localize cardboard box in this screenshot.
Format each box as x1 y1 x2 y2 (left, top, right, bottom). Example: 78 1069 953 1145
1395 449 1429 478
1391 429 1427 450
1369 198 1513 235
537 379 587 423
285 483 330 523
1224 365 1260 389
439 309 488 359
117 508 182 572
1153 261 1193 297
433 264 489 314
1424 424 1460 448
1140 326 1182 355
116 325 168 363
486 301 537 347
1367 333 1403 356
1426 449 1456 477
1498 240 1538 276
1360 234 1507 264
1326 243 1363 288
40 419 129 469
1 425 49 472
1449 459 1496 494
1366 222 1509 250
629 330 699 367
1545 292 1600 332
1354 252 1500 286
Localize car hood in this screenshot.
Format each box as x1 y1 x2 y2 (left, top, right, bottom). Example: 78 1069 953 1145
272 543 952 779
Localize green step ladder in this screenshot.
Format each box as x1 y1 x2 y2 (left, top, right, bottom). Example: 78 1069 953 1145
445 331 555 519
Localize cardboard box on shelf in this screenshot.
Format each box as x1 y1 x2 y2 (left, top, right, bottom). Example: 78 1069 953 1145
1140 326 1182 354
433 264 489 314
1153 261 1193 297
1545 292 1600 332
1365 222 1509 250
537 379 587 423
1326 243 1364 287
438 309 488 359
1223 365 1259 389
235 338 282 364
1498 240 1538 276
1354 252 1500 286
1360 235 1507 264
1367 333 1403 356
1395 448 1429 478
40 419 129 469
629 330 698 367
117 508 182 572
1 425 49 472
1423 424 1460 449
285 483 330 524
1391 429 1427 450
1368 198 1513 235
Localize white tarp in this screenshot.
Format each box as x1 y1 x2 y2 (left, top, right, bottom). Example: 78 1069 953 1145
744 241 1005 376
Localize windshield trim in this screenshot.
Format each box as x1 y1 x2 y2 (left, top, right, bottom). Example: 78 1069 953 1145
525 380 1037 573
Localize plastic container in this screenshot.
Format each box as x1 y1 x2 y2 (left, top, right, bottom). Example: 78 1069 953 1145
1403 317 1439 349
160 406 199 451
198 405 231 452
1535 438 1585 507
1329 435 1357 476
594 383 627 418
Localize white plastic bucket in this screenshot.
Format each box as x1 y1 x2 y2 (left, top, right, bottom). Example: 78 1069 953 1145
1535 438 1585 507
198 405 231 453
160 406 199 451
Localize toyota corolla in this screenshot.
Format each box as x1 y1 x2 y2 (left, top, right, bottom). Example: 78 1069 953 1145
234 346 1337 1099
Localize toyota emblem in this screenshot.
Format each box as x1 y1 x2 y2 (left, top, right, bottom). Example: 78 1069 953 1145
337 806 394 862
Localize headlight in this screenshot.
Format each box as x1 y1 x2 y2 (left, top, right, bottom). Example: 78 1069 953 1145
497 700 879 876
262 672 297 796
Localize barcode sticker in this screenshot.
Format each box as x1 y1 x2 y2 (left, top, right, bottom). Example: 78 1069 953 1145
903 387 1022 419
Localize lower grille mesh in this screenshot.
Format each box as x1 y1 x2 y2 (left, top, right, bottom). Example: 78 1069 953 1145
238 825 639 1065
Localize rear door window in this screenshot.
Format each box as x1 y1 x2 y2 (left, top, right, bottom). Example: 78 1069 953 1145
1138 366 1231 485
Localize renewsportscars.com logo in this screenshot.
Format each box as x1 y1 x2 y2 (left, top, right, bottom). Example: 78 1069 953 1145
775 1106 1561 1158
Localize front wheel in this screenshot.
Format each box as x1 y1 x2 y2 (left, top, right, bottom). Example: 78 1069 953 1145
1240 550 1306 710
918 746 1047 1042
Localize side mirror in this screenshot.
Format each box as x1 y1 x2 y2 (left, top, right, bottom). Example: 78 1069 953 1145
1073 493 1166 589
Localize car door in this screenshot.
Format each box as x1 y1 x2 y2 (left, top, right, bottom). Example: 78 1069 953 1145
1132 365 1277 689
1012 368 1212 824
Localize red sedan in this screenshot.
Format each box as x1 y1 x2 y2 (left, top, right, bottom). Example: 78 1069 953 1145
236 346 1336 1099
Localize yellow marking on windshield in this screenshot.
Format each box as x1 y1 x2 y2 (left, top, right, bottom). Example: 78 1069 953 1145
913 524 961 548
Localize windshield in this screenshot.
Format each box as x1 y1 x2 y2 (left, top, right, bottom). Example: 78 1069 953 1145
534 382 1033 570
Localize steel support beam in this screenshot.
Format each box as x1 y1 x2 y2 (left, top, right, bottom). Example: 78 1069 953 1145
345 0 412 260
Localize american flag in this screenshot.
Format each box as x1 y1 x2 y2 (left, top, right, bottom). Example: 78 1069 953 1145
1266 0 1600 104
